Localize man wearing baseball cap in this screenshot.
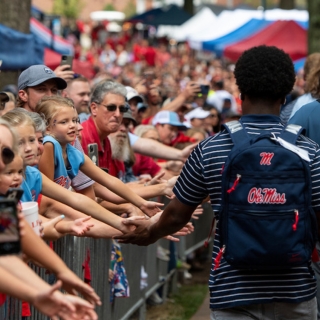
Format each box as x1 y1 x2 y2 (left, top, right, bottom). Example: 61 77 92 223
184 107 211 129
152 110 186 145
0 91 9 107
17 65 67 111
125 86 145 125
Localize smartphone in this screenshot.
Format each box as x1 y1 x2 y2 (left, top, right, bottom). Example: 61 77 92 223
88 143 98 166
60 55 73 70
5 188 24 204
199 85 210 95
144 72 155 88
0 199 21 256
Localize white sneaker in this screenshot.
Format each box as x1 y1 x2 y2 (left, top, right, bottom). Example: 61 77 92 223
147 292 163 305
157 246 170 262
184 271 192 280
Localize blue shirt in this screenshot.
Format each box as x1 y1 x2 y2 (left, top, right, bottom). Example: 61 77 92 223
174 115 320 309
21 166 42 202
289 100 320 146
43 135 84 189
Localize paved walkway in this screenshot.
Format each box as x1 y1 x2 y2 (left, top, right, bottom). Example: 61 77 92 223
190 292 210 320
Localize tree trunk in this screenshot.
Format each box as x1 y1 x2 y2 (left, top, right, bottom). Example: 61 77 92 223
308 0 320 54
279 0 295 9
183 0 193 16
0 0 31 88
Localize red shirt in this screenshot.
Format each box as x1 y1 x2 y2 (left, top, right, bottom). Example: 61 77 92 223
108 158 125 178
132 153 161 177
81 117 112 172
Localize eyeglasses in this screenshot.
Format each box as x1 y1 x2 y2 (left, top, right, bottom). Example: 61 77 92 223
95 102 129 114
1 147 14 165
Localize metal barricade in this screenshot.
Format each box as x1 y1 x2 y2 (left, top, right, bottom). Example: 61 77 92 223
0 199 214 320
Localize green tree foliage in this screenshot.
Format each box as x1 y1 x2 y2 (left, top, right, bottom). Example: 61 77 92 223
104 4 116 11
53 0 83 19
183 0 194 15
279 0 295 9
123 1 136 18
308 0 320 53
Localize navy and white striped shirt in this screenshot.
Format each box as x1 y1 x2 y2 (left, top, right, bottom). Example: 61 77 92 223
174 115 320 309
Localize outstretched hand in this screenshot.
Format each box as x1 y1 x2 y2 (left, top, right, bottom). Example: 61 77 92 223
56 269 101 307
164 176 178 198
180 142 198 162
191 205 204 220
33 280 76 320
140 200 163 217
114 218 157 245
70 216 94 236
54 65 74 82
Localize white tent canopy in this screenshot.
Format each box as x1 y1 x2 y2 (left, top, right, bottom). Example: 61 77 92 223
188 8 308 50
157 7 217 41
90 11 125 21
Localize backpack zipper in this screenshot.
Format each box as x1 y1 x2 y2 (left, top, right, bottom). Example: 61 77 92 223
227 174 241 193
292 209 299 231
214 245 225 270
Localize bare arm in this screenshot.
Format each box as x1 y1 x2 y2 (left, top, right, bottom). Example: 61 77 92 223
162 82 200 112
40 195 124 238
132 138 197 162
115 197 197 245
38 142 55 181
93 179 174 203
80 155 163 216
41 172 129 231
21 220 101 306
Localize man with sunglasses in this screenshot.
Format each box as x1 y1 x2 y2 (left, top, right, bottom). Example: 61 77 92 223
81 80 129 173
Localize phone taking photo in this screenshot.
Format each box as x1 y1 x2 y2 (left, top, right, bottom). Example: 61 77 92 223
0 199 21 256
5 188 24 204
144 72 155 88
88 143 98 166
60 55 74 70
199 85 210 95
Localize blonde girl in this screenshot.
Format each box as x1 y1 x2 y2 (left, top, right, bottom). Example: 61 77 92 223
1 109 153 232
36 96 162 216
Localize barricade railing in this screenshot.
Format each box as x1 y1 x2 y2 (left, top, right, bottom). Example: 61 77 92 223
0 199 213 320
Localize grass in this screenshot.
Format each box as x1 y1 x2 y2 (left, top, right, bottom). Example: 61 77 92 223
170 284 208 320
145 283 208 320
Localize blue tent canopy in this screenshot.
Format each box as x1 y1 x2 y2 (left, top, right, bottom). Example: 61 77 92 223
0 24 44 70
202 18 272 56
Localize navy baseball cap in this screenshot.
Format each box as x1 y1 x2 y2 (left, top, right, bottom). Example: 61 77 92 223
0 92 9 104
18 65 67 91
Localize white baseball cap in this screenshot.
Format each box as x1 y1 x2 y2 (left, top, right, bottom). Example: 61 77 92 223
125 86 143 103
185 108 210 121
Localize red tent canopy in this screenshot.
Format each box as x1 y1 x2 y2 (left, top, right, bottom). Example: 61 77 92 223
44 48 95 79
223 20 307 62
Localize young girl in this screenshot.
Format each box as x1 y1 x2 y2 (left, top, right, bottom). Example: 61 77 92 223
36 96 163 216
0 153 94 240
1 109 152 233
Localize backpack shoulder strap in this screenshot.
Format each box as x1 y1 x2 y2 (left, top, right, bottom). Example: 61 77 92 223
222 120 250 145
279 124 305 145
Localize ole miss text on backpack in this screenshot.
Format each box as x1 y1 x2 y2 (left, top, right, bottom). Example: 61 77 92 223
215 120 318 270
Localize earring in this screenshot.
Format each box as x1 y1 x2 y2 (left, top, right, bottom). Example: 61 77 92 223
239 93 242 100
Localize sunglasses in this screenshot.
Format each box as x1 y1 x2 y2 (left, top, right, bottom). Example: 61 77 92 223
95 102 129 114
1 147 14 165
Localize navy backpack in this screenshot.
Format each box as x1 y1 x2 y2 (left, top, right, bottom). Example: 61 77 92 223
215 120 318 270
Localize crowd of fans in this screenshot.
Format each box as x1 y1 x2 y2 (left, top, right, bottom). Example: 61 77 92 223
0 19 317 319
